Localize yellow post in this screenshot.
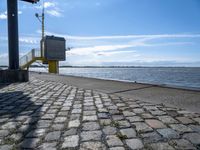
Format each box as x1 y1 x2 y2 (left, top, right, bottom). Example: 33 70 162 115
48 60 59 74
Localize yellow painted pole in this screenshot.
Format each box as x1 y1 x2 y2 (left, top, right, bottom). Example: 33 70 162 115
48 60 59 74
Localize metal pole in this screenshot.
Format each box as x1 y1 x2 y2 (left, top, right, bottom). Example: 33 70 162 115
7 0 19 70
41 1 45 58
42 6 45 40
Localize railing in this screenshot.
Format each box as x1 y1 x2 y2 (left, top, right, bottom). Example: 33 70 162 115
19 49 41 68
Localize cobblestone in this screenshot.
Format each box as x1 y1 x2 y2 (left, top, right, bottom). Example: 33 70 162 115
81 130 102 141
109 147 125 150
189 124 200 132
62 135 79 148
157 128 180 139
133 122 153 133
82 122 100 131
103 126 117 135
125 138 144 149
120 128 136 138
141 131 162 144
80 141 106 150
83 115 98 121
169 124 193 133
169 139 196 150
0 145 13 150
148 142 175 150
0 77 200 149
145 119 166 129
106 135 123 147
21 138 40 149
38 142 57 150
176 116 195 124
68 119 80 128
0 130 9 137
45 131 61 141
157 115 178 124
182 132 200 144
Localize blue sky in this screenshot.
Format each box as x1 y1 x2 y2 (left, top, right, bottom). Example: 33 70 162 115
0 0 200 66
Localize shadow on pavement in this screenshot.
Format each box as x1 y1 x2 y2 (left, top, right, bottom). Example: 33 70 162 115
0 83 10 89
0 90 42 149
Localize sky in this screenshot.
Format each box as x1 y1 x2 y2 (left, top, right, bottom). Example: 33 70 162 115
0 0 200 66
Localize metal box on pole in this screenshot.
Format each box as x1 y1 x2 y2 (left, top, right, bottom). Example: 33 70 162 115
42 36 66 61
41 35 66 73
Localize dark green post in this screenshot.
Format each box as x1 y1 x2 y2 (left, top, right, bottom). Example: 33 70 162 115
7 0 19 70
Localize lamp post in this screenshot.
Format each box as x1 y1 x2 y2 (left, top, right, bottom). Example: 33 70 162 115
35 1 45 58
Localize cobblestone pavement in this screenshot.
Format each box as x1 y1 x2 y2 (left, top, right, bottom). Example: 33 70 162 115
0 77 200 150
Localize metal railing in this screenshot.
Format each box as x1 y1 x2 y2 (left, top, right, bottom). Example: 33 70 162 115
19 49 41 68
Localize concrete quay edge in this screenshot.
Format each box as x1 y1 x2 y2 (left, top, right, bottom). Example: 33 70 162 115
30 71 200 113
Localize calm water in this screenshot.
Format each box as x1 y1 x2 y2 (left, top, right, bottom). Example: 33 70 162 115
29 67 200 90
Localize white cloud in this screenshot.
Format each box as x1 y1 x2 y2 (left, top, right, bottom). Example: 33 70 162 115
44 2 56 8
19 37 39 44
97 50 139 56
0 35 40 44
34 1 63 17
0 53 8 59
43 31 200 44
2 30 198 66
0 11 7 20
64 34 200 40
35 1 56 9
18 11 22 15
46 10 62 17
0 11 23 20
68 44 138 56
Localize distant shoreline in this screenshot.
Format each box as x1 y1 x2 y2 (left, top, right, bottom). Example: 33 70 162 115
1 66 200 68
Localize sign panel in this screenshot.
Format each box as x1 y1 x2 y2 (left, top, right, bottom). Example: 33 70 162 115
43 36 66 61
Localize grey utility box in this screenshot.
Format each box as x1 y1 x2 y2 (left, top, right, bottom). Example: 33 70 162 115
42 35 66 61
